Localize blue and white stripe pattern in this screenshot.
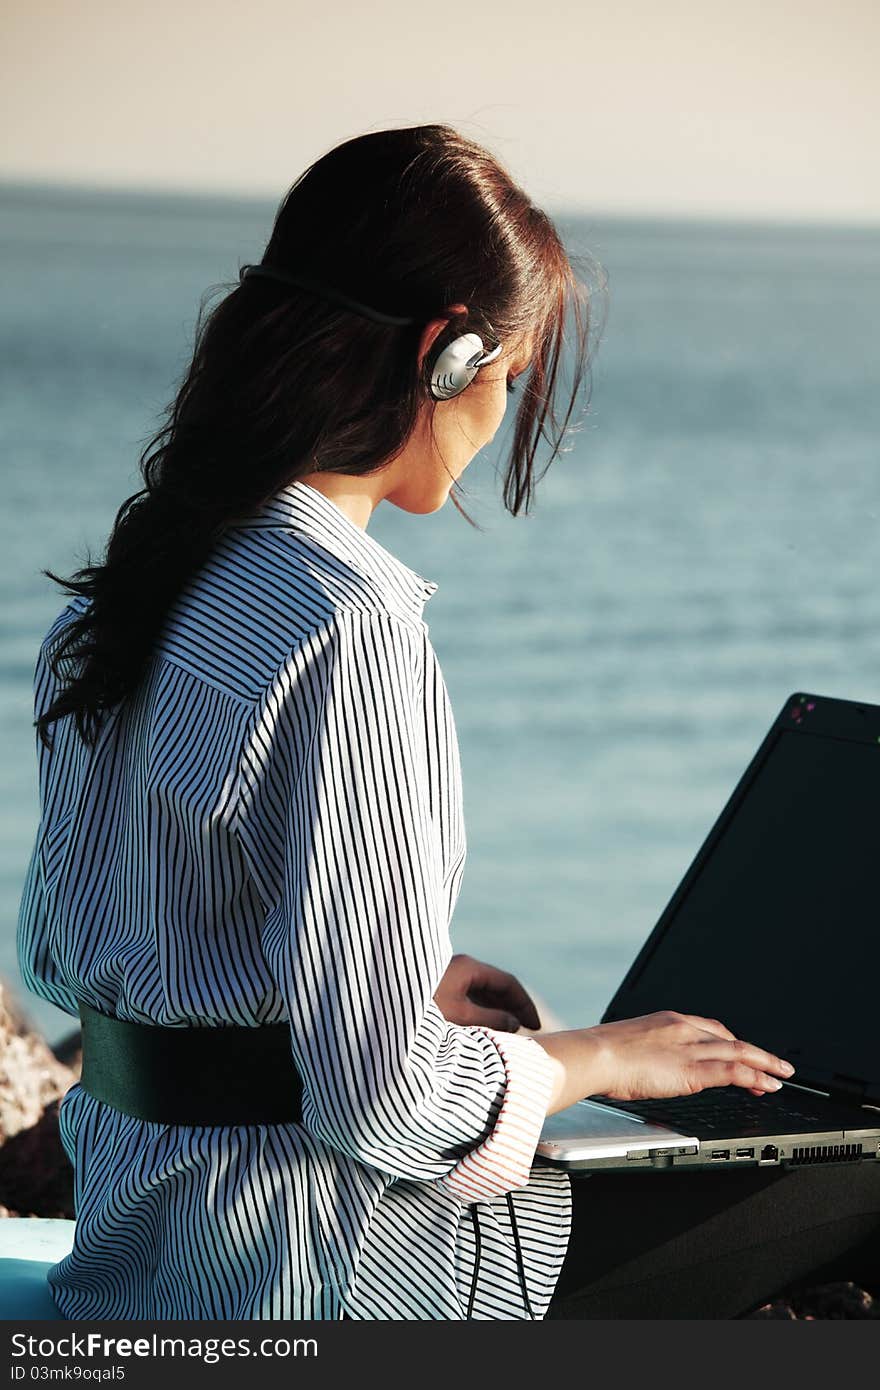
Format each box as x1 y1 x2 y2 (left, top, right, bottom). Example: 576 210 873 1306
17 479 572 1319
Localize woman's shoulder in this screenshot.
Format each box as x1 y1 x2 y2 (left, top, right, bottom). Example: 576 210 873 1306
39 593 90 653
263 603 435 713
154 527 432 706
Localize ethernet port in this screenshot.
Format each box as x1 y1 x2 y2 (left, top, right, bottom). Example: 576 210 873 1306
760 1145 779 1162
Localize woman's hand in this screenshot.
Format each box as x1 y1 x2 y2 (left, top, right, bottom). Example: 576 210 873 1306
589 1011 795 1095
433 953 542 1032
586 1010 795 1102
536 1010 796 1117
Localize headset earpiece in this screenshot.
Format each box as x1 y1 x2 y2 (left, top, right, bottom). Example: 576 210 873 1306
428 333 503 401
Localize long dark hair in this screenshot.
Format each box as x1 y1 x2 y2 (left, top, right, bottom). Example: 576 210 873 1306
36 123 607 751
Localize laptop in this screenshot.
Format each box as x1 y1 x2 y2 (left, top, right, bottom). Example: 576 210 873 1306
535 691 880 1174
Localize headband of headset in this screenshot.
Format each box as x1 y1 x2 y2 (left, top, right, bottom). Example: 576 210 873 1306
238 262 503 400
239 263 416 326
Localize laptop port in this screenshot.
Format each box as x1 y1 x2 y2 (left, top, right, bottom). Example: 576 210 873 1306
760 1145 779 1162
735 1148 755 1158
711 1150 730 1160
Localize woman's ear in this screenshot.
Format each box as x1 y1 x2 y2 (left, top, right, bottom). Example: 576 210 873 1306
418 302 469 370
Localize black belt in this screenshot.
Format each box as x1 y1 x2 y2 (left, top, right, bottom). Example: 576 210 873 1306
77 1000 304 1126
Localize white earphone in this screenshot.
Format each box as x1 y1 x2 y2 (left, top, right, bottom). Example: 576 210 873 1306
429 332 503 401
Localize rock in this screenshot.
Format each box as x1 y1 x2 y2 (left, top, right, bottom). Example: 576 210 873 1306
741 1280 879 1319
52 1030 83 1072
0 976 79 1219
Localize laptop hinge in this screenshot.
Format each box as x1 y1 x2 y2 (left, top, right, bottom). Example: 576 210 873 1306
829 1073 868 1106
789 1074 880 1107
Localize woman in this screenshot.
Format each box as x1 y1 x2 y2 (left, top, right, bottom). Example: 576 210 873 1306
18 124 798 1320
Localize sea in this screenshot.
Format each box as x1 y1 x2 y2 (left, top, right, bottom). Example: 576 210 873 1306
1 181 877 1050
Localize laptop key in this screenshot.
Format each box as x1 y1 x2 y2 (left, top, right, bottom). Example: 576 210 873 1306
600 1090 832 1138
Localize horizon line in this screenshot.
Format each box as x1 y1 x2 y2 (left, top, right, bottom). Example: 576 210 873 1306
1 174 878 235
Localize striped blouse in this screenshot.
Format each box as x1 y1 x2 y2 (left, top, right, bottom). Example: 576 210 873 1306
17 478 573 1320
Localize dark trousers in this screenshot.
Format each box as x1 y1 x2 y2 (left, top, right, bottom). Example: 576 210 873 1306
544 1160 880 1319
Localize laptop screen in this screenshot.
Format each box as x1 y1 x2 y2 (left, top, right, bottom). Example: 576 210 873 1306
604 724 879 1097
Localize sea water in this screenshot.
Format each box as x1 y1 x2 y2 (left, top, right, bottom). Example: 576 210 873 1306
1 183 877 1049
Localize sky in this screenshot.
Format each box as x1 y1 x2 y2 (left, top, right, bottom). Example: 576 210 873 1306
2 0 878 223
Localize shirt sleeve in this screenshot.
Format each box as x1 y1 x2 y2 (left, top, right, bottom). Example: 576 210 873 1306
232 607 554 1192
16 627 81 1019
435 1025 558 1202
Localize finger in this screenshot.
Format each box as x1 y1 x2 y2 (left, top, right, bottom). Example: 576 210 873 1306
677 1014 738 1042
468 963 542 1030
749 1043 795 1075
457 1001 522 1033
717 1061 787 1091
695 1036 793 1078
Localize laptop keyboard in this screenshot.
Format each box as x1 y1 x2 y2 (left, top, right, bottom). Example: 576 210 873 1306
594 1086 866 1138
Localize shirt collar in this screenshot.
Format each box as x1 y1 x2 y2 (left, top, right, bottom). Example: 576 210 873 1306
232 478 439 617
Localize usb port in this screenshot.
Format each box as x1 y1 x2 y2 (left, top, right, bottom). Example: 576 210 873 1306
711 1150 730 1160
735 1148 754 1158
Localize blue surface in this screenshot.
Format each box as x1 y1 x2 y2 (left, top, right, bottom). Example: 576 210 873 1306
0 1219 74 1320
0 1260 64 1319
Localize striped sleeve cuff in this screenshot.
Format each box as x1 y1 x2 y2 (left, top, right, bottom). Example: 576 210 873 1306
436 1027 557 1204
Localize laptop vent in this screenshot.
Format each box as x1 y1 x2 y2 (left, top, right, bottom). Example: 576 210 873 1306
789 1143 863 1166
